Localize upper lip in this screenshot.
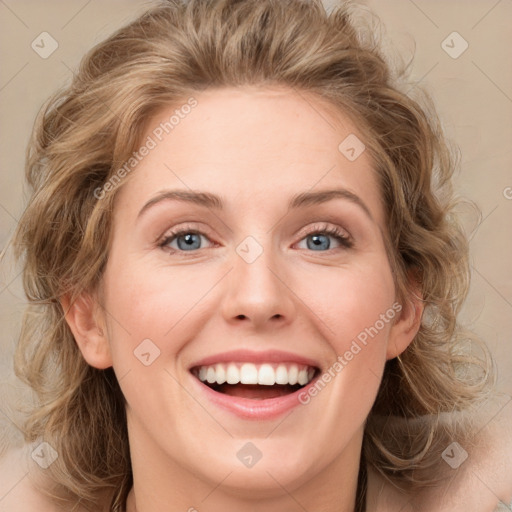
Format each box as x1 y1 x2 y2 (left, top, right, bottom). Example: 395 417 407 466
188 349 321 370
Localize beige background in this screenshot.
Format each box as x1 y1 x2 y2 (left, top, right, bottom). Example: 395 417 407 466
0 0 511 453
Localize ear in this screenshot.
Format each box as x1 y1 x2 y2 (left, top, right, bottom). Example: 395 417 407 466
386 275 424 360
60 291 113 369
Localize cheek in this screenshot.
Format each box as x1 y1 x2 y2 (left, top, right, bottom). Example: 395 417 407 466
99 262 157 368
100 259 218 366
293 259 397 415
302 260 396 347
98 262 203 417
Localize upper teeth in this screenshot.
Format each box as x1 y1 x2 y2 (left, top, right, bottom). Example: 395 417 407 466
194 363 316 386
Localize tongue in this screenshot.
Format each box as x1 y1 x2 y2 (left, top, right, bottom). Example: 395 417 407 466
216 383 299 400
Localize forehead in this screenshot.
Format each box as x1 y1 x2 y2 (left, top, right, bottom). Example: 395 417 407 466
114 86 384 226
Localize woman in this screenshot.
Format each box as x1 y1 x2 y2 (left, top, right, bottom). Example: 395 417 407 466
2 0 511 510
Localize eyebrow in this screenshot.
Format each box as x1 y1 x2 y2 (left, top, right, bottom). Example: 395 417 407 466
137 188 373 221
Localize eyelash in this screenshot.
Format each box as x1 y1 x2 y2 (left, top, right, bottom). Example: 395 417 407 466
157 222 353 254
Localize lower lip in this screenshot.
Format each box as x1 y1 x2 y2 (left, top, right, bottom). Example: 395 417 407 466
189 372 319 420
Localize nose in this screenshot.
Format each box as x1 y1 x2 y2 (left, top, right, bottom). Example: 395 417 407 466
220 240 296 330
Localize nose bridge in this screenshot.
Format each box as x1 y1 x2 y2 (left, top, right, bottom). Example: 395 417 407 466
220 232 295 327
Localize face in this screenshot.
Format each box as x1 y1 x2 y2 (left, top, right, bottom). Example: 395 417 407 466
79 86 415 499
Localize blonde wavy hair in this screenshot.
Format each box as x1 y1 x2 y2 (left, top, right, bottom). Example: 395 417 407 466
12 0 493 510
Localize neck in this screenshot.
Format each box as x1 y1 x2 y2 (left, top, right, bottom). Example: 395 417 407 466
124 417 365 512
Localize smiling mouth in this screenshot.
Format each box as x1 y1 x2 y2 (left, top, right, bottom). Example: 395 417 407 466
190 362 319 400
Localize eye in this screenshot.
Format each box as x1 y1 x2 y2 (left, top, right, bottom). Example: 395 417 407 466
157 222 353 254
158 226 214 252
295 223 353 252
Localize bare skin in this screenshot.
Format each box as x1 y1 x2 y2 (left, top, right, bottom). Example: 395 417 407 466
2 87 510 511
65 86 422 512
1 412 511 512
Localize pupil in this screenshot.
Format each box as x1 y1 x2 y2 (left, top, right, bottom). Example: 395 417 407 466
309 234 329 251
178 233 200 250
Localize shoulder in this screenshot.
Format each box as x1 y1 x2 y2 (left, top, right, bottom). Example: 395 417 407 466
460 398 512 509
428 398 512 511
0 442 58 512
367 401 512 511
0 442 113 512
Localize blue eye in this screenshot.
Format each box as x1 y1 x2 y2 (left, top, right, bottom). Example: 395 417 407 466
158 223 352 254
159 230 211 251
297 226 353 251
